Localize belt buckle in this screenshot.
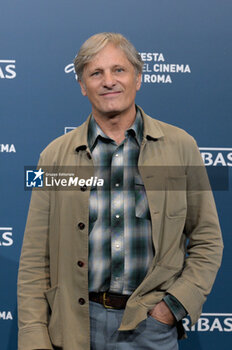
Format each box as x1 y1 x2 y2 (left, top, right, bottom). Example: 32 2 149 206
103 292 115 309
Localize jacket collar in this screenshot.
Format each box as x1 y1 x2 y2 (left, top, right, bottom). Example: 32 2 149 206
137 106 164 141
88 107 144 150
74 114 92 152
74 105 164 152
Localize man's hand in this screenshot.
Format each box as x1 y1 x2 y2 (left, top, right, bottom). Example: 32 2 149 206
149 301 175 326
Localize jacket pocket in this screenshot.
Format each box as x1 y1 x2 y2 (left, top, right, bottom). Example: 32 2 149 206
165 176 187 218
135 175 150 220
136 264 182 308
44 285 62 347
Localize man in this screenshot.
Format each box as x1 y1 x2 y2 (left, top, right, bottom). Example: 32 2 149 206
18 33 223 350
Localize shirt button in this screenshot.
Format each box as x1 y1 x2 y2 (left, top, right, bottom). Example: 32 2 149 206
77 261 84 267
78 222 85 230
115 215 120 219
80 185 87 192
116 244 120 249
79 298 85 305
115 183 119 187
115 154 119 157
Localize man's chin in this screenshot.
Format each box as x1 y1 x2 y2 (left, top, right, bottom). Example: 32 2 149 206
105 110 122 118
93 104 135 119
97 108 122 118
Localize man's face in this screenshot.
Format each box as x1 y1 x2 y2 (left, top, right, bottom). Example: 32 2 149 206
79 43 141 118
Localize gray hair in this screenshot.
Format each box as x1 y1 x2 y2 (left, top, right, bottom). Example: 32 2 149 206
73 32 143 81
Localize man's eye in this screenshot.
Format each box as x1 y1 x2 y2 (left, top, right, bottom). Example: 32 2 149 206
116 68 124 72
91 71 100 76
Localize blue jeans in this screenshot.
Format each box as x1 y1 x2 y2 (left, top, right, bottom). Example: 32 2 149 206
90 301 179 350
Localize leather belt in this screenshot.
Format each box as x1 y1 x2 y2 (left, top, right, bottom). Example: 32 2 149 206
89 291 130 309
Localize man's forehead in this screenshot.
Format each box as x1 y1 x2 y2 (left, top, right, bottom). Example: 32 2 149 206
84 44 132 69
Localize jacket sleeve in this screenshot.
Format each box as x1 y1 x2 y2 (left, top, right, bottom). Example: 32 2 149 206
17 155 53 350
166 137 224 325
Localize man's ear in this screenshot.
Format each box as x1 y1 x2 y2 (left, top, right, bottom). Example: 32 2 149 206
136 73 142 91
79 79 87 96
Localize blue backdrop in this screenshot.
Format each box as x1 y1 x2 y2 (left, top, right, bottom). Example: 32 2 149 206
0 0 231 349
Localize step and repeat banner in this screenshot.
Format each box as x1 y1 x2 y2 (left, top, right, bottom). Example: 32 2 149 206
0 0 231 349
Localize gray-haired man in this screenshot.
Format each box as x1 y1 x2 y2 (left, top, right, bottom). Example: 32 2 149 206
18 33 223 350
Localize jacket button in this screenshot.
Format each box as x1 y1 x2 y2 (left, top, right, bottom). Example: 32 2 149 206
77 261 84 267
78 222 85 230
80 185 87 191
79 298 85 305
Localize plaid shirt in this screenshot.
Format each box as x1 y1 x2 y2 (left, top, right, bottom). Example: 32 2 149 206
88 109 154 295
87 108 187 321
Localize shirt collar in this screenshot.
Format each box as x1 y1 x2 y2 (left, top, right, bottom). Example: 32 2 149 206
88 107 144 150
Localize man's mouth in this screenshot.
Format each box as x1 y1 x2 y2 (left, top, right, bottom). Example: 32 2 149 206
100 91 122 97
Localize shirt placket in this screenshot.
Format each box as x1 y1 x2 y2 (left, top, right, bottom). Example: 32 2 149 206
110 144 124 293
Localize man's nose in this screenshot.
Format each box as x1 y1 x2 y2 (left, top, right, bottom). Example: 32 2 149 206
102 71 116 88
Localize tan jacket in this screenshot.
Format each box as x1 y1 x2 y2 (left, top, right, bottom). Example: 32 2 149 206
18 107 223 350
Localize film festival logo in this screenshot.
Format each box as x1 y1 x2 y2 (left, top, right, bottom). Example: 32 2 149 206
64 52 191 84
0 59 16 79
139 52 191 84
